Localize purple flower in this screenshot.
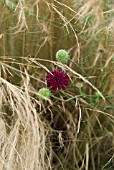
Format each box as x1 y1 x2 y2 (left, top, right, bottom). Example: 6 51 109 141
46 70 69 90
99 49 105 54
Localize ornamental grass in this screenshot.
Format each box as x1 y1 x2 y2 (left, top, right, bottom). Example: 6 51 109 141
0 0 114 170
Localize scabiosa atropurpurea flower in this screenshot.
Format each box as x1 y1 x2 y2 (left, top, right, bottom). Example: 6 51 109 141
46 70 69 90
56 49 69 63
99 48 105 54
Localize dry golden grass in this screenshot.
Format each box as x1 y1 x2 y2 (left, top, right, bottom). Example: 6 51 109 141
0 0 114 169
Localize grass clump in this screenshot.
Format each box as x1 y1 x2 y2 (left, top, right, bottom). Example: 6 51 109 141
0 0 114 170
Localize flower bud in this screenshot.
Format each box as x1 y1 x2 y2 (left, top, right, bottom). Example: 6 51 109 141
56 49 69 63
76 82 84 88
38 88 51 100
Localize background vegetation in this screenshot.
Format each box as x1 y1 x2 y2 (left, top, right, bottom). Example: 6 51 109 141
0 0 114 169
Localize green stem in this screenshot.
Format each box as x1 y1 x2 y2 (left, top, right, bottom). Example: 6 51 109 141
51 94 82 102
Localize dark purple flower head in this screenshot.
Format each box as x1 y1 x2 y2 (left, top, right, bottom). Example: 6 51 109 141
46 70 69 90
99 48 105 54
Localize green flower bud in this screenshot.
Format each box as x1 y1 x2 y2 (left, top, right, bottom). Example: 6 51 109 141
38 88 51 100
76 82 84 88
56 49 69 63
95 92 101 98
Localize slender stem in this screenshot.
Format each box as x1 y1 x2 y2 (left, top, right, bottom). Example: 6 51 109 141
51 94 82 102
